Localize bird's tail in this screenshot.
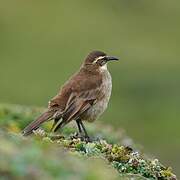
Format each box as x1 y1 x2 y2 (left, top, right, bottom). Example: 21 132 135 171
22 110 55 136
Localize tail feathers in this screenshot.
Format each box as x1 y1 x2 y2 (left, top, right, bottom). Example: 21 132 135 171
22 110 54 136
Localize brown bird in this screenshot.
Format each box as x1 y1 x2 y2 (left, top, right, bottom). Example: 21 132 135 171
22 51 118 140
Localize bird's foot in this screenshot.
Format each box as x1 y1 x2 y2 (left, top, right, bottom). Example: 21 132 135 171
71 132 83 139
84 136 93 143
84 136 102 142
71 132 93 142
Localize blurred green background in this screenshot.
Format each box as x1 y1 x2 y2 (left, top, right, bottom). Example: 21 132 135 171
0 0 180 177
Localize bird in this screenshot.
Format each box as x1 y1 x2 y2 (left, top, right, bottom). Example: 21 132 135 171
22 50 119 140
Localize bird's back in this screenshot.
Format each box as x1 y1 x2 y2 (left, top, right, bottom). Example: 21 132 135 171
48 67 103 112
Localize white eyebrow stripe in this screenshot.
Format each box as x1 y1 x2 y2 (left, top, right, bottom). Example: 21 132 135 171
93 56 106 64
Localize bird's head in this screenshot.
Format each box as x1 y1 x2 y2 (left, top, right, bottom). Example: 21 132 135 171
83 50 119 71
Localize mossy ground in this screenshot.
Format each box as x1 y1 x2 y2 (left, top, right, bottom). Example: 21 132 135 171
0 104 177 180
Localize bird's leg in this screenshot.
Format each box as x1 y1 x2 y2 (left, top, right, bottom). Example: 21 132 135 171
74 119 84 140
79 120 91 142
76 119 82 134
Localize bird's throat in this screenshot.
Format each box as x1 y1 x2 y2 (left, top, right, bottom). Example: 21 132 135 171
100 64 108 71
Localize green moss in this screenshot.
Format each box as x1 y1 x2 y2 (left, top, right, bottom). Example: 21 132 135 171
0 104 177 180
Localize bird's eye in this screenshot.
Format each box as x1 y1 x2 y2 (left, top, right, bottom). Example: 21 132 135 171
98 59 106 66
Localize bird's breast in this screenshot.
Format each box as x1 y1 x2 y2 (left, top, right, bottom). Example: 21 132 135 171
81 69 112 122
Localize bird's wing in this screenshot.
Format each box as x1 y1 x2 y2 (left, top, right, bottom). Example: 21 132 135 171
48 69 103 131
53 86 104 132
64 87 101 119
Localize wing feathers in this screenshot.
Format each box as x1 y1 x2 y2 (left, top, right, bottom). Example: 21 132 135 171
52 87 102 132
53 100 92 132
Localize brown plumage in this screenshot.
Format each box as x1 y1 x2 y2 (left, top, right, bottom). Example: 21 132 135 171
22 50 118 139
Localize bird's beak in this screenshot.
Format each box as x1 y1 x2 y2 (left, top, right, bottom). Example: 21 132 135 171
105 56 119 62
